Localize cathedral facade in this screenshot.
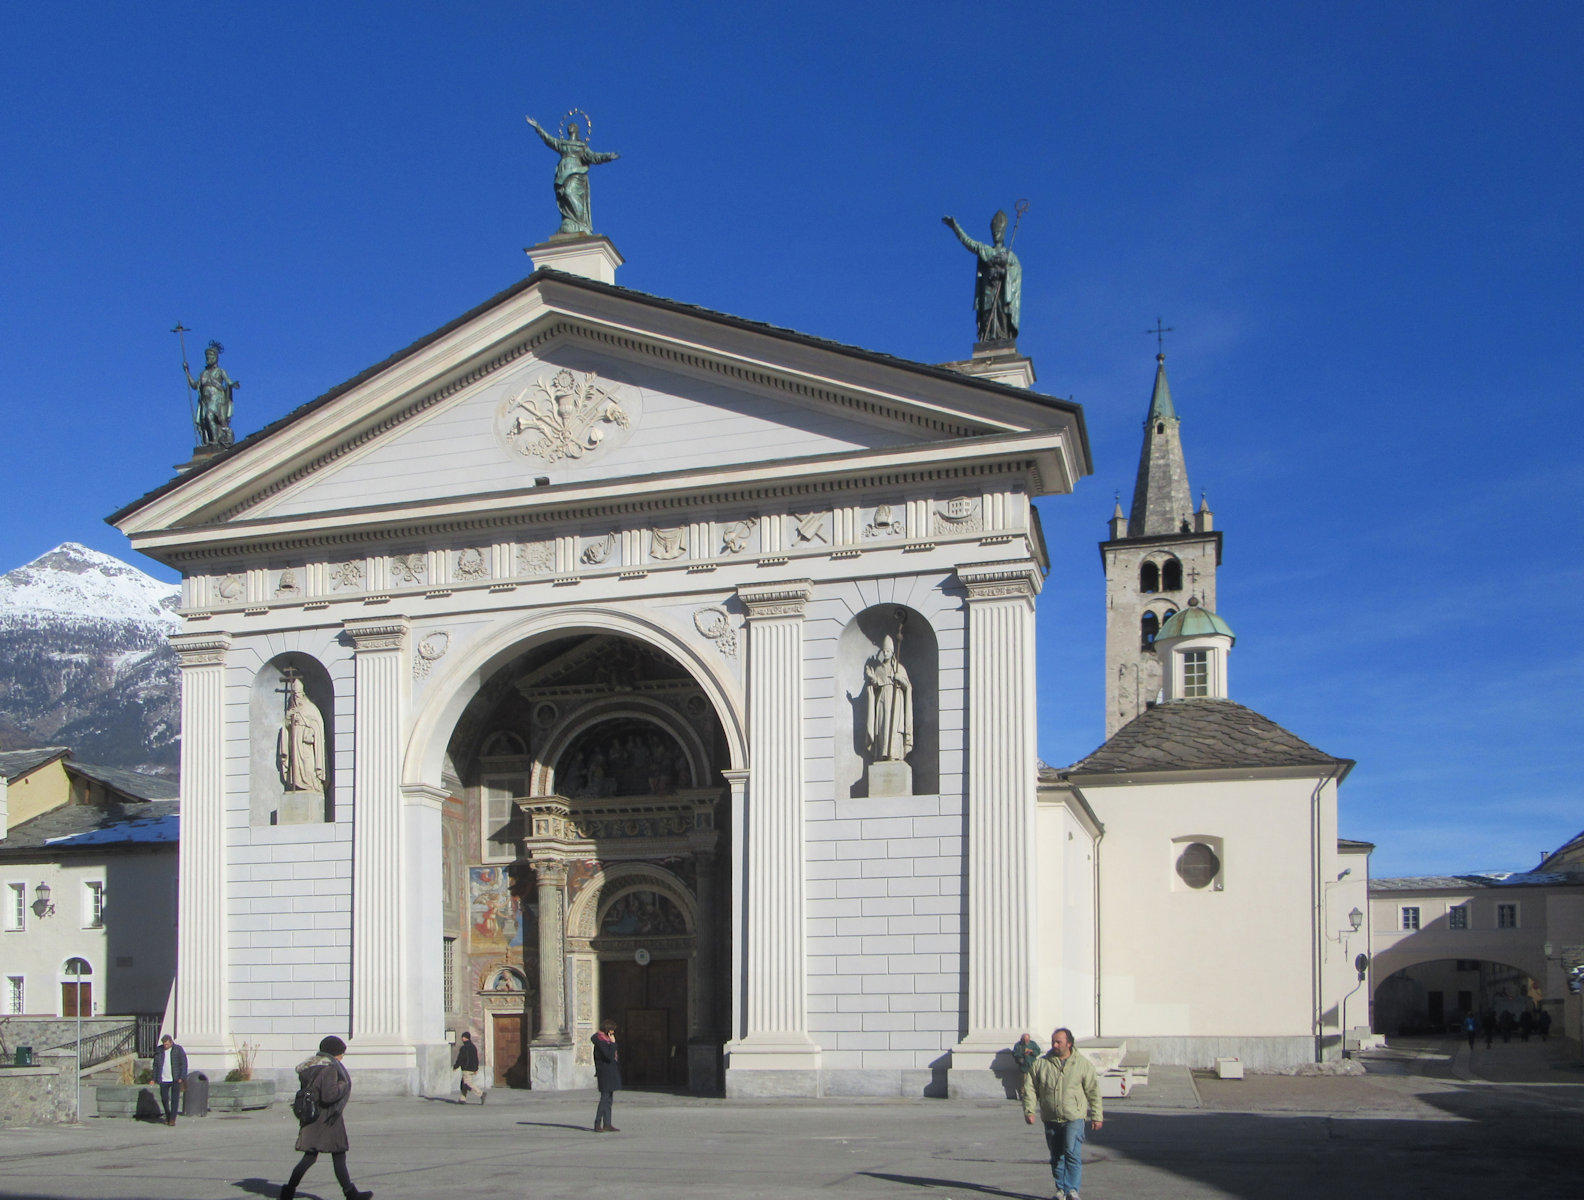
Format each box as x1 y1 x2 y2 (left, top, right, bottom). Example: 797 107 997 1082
113 237 1090 1097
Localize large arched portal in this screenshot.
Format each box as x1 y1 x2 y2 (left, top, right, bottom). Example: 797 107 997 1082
1372 958 1546 1036
437 632 731 1093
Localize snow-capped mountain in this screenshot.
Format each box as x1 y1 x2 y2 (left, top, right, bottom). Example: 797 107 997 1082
0 543 180 774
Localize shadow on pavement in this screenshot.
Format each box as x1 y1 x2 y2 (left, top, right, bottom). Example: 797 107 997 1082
863 1171 1042 1199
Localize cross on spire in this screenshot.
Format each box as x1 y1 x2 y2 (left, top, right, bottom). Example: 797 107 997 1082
1146 318 1174 356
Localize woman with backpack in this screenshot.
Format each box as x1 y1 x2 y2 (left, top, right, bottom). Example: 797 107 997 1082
280 1035 372 1200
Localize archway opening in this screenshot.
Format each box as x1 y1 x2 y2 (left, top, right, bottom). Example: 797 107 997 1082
437 631 731 1094
1373 958 1549 1038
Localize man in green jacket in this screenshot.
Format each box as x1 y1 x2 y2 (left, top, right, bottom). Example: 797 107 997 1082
1020 1028 1103 1200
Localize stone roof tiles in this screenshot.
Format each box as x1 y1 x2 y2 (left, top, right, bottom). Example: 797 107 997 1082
0 799 179 855
0 746 70 781
1050 698 1350 778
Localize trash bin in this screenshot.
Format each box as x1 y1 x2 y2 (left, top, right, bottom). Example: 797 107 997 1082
183 1071 210 1117
13 1046 33 1067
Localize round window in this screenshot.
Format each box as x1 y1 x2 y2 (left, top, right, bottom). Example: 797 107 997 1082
1176 842 1220 889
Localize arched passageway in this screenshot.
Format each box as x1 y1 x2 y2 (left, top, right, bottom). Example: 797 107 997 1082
435 631 733 1093
1373 958 1545 1036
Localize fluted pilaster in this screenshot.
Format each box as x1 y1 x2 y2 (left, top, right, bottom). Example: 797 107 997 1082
344 617 408 1042
172 633 231 1055
956 564 1042 1059
728 581 820 1072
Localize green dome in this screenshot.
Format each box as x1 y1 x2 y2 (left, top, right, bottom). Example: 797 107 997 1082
1157 603 1235 645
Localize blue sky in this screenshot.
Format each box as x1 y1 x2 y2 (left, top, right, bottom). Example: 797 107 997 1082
2 3 1578 877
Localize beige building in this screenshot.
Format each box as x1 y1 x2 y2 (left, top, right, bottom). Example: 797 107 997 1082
0 748 178 1022
1369 828 1584 1051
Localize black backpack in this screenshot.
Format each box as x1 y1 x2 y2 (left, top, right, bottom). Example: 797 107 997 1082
291 1067 323 1125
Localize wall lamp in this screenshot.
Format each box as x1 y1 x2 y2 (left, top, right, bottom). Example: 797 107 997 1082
1348 906 1364 932
31 881 55 918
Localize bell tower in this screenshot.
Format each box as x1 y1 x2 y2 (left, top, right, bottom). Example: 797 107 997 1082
1101 353 1222 736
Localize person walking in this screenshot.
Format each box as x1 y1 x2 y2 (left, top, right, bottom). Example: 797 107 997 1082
1011 1032 1041 1076
453 1031 485 1104
280 1036 372 1200
1021 1028 1103 1200
1463 1013 1478 1052
1538 1008 1553 1042
1481 1010 1496 1049
592 1017 621 1133
152 1035 187 1126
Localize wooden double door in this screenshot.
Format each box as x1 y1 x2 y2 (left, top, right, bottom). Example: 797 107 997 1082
599 958 688 1088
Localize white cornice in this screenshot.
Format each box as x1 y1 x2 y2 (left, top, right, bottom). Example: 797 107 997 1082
125 430 1074 564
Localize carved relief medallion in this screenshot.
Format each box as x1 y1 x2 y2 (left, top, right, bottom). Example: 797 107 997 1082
581 533 617 566
720 516 757 554
865 503 903 537
518 541 554 576
650 527 686 561
390 552 427 585
493 367 636 464
330 560 364 591
693 605 738 657
455 547 488 580
934 495 983 535
413 630 450 678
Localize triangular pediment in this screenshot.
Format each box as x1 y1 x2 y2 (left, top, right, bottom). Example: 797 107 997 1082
112 272 1087 547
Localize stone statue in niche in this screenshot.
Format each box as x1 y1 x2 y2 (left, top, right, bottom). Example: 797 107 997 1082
864 621 914 796
277 677 327 794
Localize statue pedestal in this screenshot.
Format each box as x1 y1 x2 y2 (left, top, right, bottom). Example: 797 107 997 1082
525 234 624 285
867 761 912 798
277 792 323 825
939 345 1035 390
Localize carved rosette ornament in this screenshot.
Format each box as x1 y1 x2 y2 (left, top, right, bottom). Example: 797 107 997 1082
494 367 634 464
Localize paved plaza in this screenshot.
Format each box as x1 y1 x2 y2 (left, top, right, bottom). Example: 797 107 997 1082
1 1038 1578 1200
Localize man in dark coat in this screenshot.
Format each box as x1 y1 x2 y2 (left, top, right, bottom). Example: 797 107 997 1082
152 1035 187 1126
280 1036 371 1200
453 1031 484 1104
592 1017 622 1133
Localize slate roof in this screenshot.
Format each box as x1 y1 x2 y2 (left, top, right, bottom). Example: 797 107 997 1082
1370 871 1577 893
67 760 178 803
0 746 70 781
1539 827 1584 874
0 799 179 855
1050 699 1352 778
109 267 1092 524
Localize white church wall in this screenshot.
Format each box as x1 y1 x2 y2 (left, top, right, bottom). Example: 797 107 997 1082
220 630 354 1068
1090 775 1324 1068
1034 797 1099 1041
801 574 968 1093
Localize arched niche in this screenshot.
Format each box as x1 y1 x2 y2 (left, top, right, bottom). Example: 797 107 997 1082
834 605 939 798
249 653 335 825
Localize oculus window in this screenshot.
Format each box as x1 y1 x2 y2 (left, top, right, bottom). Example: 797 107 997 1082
1175 841 1221 889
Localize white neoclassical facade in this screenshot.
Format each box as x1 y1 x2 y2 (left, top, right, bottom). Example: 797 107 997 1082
111 238 1092 1097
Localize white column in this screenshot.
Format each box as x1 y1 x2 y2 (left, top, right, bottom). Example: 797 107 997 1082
952 563 1042 1096
343 617 409 1051
725 581 821 1092
171 633 231 1062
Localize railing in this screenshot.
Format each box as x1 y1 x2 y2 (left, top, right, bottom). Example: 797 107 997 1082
49 1023 138 1069
136 1014 162 1059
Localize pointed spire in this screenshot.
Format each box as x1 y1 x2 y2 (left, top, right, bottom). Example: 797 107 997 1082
1127 353 1195 536
1108 492 1128 540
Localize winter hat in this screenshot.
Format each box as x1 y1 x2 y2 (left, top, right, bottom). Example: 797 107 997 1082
318 1035 347 1056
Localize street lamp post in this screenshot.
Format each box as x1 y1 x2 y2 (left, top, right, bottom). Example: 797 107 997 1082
1340 907 1366 1055
68 958 84 1122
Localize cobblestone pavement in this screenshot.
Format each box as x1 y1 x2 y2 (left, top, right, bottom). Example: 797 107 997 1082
1 1038 1577 1200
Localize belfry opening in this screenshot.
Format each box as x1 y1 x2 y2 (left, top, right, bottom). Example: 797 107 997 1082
440 631 732 1093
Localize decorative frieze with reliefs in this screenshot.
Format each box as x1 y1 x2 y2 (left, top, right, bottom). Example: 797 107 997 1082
934 494 983 536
